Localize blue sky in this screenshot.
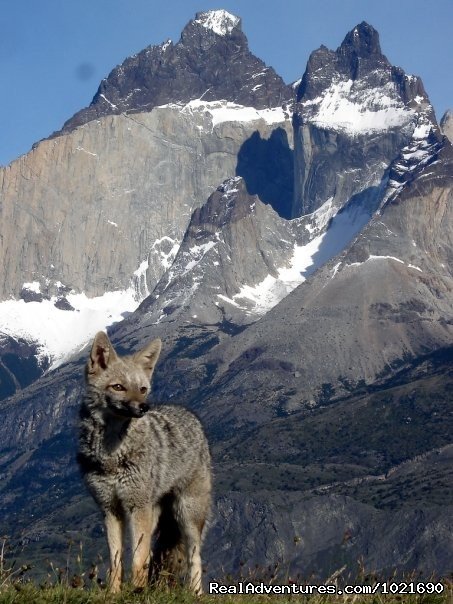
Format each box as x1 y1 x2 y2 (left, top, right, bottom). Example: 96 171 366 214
1 0 452 166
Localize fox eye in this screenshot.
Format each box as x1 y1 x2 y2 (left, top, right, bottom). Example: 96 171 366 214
111 384 126 392
140 387 147 394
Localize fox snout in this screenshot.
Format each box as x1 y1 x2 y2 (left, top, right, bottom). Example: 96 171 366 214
127 401 150 418
107 398 150 419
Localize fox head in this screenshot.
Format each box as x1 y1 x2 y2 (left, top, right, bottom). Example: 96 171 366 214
86 331 162 419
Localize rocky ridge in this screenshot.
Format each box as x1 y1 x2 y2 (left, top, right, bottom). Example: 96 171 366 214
55 10 293 137
189 139 453 428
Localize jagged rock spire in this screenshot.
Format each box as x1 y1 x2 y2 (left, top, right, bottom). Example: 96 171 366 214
338 21 382 58
54 10 291 137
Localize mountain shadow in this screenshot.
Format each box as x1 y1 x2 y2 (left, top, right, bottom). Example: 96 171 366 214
236 127 294 219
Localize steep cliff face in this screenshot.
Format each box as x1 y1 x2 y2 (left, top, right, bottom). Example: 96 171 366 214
1 108 290 302
0 103 292 373
0 10 296 395
56 10 292 136
292 22 438 218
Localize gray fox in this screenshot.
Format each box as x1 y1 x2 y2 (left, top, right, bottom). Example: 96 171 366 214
77 331 211 593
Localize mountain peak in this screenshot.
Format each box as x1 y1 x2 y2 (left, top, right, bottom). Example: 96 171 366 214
54 10 291 136
192 10 241 36
296 22 389 102
339 21 382 58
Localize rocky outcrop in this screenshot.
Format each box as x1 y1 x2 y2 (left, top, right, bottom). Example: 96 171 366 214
55 10 292 136
133 177 299 328
292 22 438 218
0 334 47 400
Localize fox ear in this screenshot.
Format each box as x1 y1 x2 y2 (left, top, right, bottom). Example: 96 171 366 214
134 338 162 378
88 332 117 374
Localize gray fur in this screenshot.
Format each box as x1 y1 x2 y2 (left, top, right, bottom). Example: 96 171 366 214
77 331 212 593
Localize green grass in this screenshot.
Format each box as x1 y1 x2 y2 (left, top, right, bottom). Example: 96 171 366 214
1 537 452 604
0 582 451 604
0 550 451 604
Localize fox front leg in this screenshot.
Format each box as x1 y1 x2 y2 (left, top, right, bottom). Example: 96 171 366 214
104 511 124 593
130 506 159 588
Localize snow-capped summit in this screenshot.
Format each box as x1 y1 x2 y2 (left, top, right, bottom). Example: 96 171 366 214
292 21 439 216
193 9 241 36
56 10 290 135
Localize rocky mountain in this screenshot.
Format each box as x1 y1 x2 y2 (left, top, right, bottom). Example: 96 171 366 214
0 94 292 386
0 11 452 585
293 22 437 217
56 10 292 137
188 139 452 432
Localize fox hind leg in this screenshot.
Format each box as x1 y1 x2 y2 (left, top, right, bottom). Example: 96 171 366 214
174 489 210 595
151 493 187 585
180 516 203 594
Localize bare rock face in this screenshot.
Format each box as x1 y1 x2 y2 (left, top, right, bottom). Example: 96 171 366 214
292 22 439 218
197 140 453 425
133 177 298 328
440 109 453 142
55 10 292 136
0 106 291 301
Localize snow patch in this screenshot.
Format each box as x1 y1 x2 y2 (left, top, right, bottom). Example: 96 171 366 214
304 197 336 234
301 79 415 134
331 262 342 278
171 100 288 127
369 255 404 264
133 259 150 299
412 123 432 139
99 94 117 109
76 146 98 157
384 125 440 203
184 241 217 272
194 10 240 36
0 289 138 369
222 202 370 315
22 281 41 294
0 260 155 369
348 255 406 268
151 236 180 270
